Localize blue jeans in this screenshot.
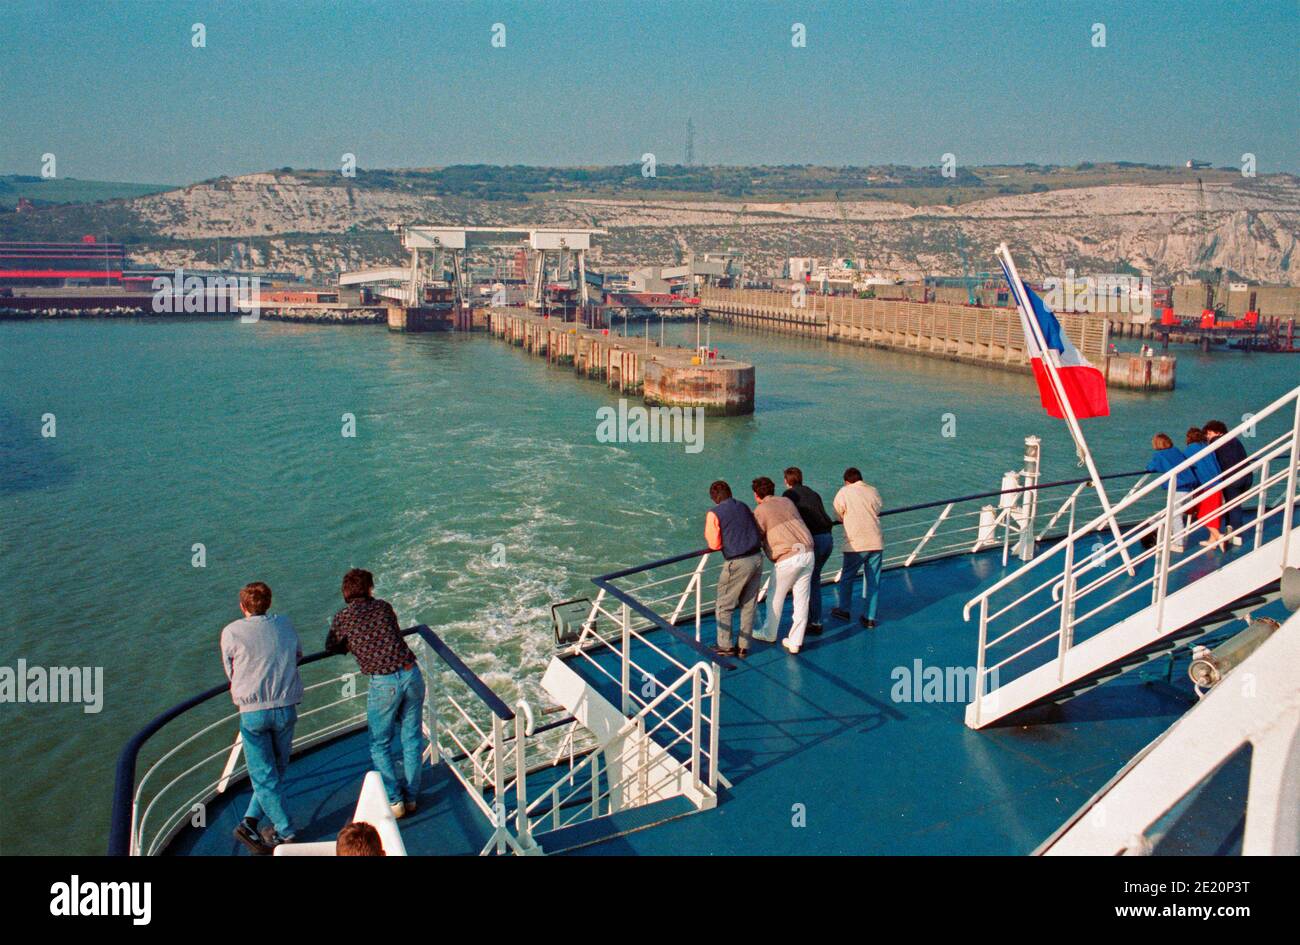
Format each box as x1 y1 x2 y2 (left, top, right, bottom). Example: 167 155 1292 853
367 665 426 805
241 705 297 837
1225 492 1246 532
837 549 883 621
809 532 834 625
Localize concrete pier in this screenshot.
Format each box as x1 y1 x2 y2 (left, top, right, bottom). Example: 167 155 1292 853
488 308 755 414
700 286 1175 392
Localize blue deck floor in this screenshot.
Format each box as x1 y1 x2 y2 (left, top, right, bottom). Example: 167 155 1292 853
167 728 494 856
167 521 1285 856
557 529 1285 856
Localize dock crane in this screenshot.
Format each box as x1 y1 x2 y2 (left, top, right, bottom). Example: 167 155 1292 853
832 190 855 267
1197 178 1228 316
726 204 747 287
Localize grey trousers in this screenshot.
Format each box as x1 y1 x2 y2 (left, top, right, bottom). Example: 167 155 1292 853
715 553 763 650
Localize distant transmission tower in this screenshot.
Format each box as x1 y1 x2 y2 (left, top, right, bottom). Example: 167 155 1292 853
685 117 695 166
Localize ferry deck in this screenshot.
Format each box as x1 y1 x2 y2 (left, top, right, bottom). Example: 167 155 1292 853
112 386 1300 858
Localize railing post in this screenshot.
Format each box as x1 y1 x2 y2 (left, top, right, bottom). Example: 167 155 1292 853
491 714 507 855
1255 456 1270 550
620 602 631 715
973 598 989 727
690 670 703 794
424 648 441 764
1282 397 1300 562
1057 534 1076 680
513 712 533 852
1153 478 1177 627
695 552 708 641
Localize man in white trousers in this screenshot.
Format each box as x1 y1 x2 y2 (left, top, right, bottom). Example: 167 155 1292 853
750 476 815 654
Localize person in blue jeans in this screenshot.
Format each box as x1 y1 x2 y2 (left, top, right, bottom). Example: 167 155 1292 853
782 466 836 634
365 665 426 813
326 568 426 818
830 468 885 628
220 581 304 854
837 548 884 623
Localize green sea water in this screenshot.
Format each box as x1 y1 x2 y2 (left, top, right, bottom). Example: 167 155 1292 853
2 316 1296 854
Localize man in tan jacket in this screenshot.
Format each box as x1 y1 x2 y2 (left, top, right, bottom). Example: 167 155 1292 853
751 476 815 653
830 467 884 629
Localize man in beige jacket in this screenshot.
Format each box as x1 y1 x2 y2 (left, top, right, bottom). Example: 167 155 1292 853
751 476 815 653
830 467 884 629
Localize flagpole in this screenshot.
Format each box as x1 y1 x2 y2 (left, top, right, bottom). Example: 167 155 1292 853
997 243 1135 575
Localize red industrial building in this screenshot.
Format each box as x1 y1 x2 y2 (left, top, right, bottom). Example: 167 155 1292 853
0 238 126 287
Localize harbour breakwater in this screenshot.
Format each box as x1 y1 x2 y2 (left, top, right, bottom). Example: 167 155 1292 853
699 286 1175 391
0 303 386 324
487 308 755 415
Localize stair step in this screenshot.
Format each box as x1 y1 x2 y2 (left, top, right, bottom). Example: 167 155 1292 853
533 794 699 854
1025 593 1275 709
967 536 1294 729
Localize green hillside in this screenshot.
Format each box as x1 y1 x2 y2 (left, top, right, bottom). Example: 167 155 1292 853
0 175 174 205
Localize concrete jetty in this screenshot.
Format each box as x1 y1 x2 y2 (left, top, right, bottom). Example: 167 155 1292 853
487 308 754 415
699 286 1175 391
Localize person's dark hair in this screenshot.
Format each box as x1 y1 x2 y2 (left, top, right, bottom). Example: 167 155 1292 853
709 480 732 503
1204 420 1228 436
336 821 384 856
240 581 272 616
752 476 775 499
783 466 802 486
1186 426 1206 445
342 568 375 603
843 467 863 484
1152 432 1173 450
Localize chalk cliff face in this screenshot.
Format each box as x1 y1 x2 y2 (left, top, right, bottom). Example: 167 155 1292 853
20 171 1300 284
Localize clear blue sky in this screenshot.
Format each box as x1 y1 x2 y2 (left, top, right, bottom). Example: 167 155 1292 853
1 0 1296 184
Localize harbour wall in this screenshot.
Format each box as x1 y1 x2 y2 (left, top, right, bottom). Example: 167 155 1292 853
699 287 1174 392
487 308 754 414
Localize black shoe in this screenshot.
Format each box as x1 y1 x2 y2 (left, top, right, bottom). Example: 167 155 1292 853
736 647 750 659
712 645 738 658
860 617 878 629
233 819 271 855
807 623 823 636
259 825 295 850
830 608 851 621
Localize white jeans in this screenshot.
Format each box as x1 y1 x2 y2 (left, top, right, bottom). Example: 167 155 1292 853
764 548 815 648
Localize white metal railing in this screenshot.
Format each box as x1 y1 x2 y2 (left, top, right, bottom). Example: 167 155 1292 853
568 598 725 788
124 627 558 857
129 661 380 856
963 385 1300 726
573 465 1161 665
521 661 719 837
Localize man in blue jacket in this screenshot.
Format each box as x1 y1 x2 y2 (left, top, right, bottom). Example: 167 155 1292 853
704 480 763 658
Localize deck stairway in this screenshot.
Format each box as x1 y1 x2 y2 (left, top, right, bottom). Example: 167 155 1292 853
1037 604 1300 856
964 385 1300 729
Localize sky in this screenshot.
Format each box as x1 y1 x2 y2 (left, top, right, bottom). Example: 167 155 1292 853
0 0 1297 184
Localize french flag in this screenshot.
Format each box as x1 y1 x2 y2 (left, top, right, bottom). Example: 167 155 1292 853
999 256 1109 420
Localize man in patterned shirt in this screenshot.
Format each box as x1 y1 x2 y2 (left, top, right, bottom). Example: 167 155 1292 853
325 569 426 818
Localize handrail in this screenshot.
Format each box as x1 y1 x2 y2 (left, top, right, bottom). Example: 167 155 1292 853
413 626 514 720
108 623 507 855
594 468 1148 589
591 574 738 671
588 468 1150 671
963 384 1300 620
524 660 717 832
